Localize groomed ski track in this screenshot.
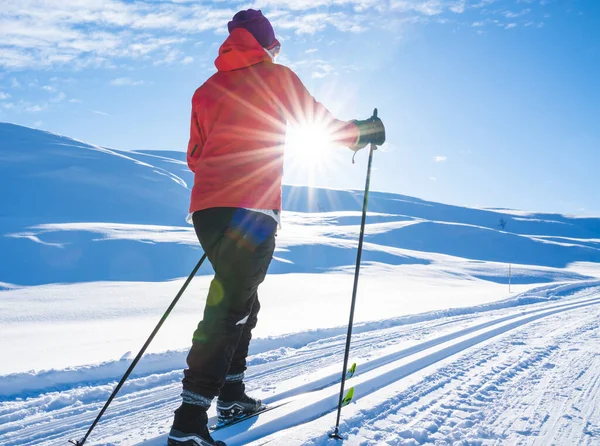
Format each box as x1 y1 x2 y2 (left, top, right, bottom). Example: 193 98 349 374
2 282 600 446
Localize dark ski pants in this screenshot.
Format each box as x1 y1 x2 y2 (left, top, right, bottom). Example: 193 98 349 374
182 207 277 399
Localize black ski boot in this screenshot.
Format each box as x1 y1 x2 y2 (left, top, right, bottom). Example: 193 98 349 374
216 381 263 428
168 403 226 446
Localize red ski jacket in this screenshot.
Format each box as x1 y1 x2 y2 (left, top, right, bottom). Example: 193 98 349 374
187 28 359 213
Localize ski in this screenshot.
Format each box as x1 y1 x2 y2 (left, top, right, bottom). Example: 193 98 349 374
330 387 356 439
341 387 354 407
209 402 288 431
208 363 357 432
345 362 357 380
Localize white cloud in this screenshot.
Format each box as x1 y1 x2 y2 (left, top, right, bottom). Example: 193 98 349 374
434 155 447 162
0 92 10 100
153 48 183 66
182 56 194 64
390 0 445 16
91 110 111 117
429 177 437 181
110 77 145 86
505 9 531 18
1 98 47 113
26 105 43 113
51 92 67 102
505 23 517 29
250 0 379 12
305 48 318 54
312 62 335 78
0 0 228 69
69 98 82 103
50 76 76 83
450 1 467 13
0 0 553 70
288 59 337 78
473 0 498 8
274 12 362 34
22 102 47 113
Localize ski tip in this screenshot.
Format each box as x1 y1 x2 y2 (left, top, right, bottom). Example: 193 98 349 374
341 387 355 407
345 362 357 379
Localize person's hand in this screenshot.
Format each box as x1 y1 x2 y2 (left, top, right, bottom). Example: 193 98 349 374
350 111 386 151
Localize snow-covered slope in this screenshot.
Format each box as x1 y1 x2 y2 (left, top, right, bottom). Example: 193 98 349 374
2 122 599 285
1 123 600 445
3 283 600 446
0 123 193 284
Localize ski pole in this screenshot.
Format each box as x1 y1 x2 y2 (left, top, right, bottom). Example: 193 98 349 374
331 109 382 439
70 253 207 446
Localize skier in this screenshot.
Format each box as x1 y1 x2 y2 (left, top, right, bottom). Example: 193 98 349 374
168 9 385 446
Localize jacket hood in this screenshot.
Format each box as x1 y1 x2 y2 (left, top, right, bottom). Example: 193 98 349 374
214 28 272 72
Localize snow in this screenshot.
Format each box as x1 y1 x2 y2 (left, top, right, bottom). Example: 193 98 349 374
1 123 600 445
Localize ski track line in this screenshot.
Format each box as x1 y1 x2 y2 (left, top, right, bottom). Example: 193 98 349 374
4 281 595 401
313 305 600 446
261 294 600 404
414 314 594 437
491 317 600 445
0 316 469 446
0 383 181 446
4 295 598 446
144 295 600 446
247 315 477 399
4 292 600 446
0 314 453 427
0 302 476 401
249 289 600 407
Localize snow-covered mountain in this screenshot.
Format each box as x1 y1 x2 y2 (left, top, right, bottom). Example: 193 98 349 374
2 122 599 286
2 123 600 445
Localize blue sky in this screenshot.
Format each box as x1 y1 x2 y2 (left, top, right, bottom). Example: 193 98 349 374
1 0 598 215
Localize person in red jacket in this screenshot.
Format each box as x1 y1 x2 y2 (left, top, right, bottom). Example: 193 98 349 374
169 9 384 446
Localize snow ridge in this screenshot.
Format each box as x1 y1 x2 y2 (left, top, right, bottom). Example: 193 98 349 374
3 281 598 400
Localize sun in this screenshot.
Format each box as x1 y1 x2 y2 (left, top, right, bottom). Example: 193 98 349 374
285 122 334 160
283 121 340 187
282 120 353 211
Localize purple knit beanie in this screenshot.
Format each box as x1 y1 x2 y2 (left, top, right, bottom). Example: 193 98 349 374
228 9 279 49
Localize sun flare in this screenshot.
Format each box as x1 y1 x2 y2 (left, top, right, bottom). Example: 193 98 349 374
283 122 339 187
285 122 334 160
283 118 353 191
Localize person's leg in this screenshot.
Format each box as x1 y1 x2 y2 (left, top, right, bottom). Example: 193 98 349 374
216 295 261 422
170 208 275 444
222 293 260 388
183 209 276 400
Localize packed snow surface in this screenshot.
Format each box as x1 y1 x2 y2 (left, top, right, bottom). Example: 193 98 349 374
1 123 600 445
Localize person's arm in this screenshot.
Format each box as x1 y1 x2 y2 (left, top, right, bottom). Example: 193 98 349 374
277 67 359 148
187 106 204 173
